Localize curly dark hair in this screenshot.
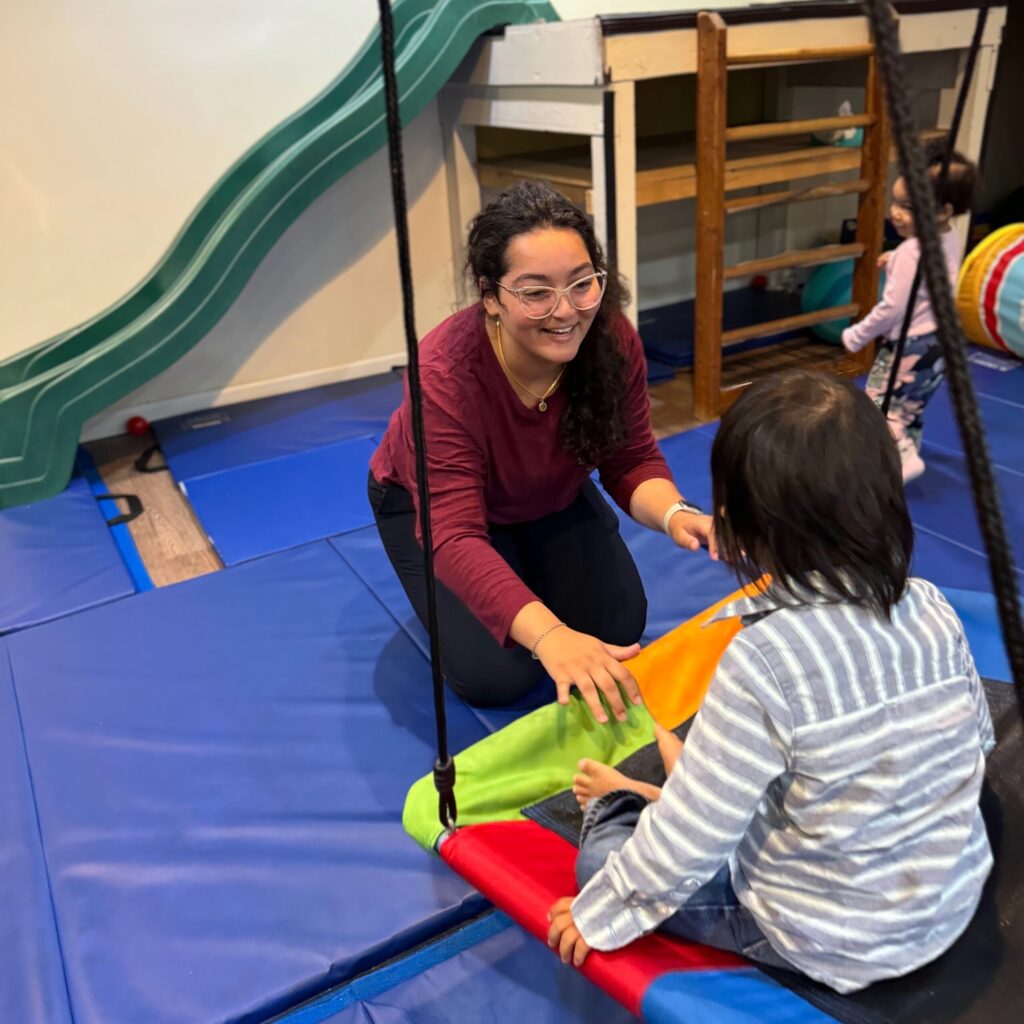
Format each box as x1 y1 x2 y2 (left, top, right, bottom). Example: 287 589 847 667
465 180 628 467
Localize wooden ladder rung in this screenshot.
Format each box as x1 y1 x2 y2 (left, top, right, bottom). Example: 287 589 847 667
724 243 865 282
725 114 875 144
725 180 870 214
727 44 874 67
722 304 859 347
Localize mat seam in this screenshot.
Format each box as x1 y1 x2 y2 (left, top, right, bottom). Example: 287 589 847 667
4 642 78 1024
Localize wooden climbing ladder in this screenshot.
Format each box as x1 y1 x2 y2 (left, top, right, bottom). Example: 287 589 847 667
693 10 889 420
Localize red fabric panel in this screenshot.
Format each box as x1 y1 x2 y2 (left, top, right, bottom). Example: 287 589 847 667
441 819 743 1019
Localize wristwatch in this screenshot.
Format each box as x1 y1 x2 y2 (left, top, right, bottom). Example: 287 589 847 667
662 498 704 535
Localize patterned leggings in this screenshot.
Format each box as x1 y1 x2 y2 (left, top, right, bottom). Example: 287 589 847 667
864 332 945 451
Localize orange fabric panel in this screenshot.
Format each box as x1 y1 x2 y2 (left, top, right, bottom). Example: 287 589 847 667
628 585 755 728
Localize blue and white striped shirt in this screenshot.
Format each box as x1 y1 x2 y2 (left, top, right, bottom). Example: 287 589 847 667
571 578 994 993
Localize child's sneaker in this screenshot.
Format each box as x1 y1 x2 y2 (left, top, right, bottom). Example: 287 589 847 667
897 436 925 482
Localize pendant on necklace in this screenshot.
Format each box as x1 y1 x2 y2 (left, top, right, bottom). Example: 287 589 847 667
538 400 547 412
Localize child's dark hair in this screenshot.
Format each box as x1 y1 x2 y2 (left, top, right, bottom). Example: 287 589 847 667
466 180 628 467
711 370 913 617
924 138 978 216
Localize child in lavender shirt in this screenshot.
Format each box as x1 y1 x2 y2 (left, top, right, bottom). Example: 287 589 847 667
842 146 978 482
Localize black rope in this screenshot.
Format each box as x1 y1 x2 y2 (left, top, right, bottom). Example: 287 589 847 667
879 0 990 416
862 1 1024 723
377 0 456 831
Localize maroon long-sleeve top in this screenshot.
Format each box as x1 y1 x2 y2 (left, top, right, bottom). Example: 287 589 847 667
370 305 674 645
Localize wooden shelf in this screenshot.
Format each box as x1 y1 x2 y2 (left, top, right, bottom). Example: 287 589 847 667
477 130 944 212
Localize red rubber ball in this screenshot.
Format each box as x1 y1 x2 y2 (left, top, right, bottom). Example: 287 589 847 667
126 416 150 437
750 274 768 291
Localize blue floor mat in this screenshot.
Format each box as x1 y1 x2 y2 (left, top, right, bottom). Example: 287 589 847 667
923 386 1023 476
639 288 806 369
0 475 135 634
153 373 403 482
330 527 429 660
0 641 73 1024
328 528 554 735
904 445 1024 577
181 435 378 566
6 543 492 1024
281 912 638 1024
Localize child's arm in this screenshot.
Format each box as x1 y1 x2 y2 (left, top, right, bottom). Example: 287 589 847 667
564 638 791 954
842 240 916 353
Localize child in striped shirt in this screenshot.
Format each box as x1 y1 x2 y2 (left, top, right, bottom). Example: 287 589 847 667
841 145 978 482
547 369 994 994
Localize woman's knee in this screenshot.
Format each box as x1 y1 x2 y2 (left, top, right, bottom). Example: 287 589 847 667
443 648 545 707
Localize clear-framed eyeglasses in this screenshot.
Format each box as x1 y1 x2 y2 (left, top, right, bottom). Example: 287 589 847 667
497 271 607 320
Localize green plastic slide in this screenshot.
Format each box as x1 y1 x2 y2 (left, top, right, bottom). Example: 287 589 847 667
0 0 558 508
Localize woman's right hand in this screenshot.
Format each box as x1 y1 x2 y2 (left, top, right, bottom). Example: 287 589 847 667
533 626 643 724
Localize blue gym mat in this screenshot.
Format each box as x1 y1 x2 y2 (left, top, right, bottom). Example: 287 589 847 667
180 435 378 566
152 372 403 482
278 912 638 1024
5 542 494 1024
923 386 1023 476
904 445 1024 577
328 527 554 735
0 474 135 634
0 640 73 1024
330 526 429 660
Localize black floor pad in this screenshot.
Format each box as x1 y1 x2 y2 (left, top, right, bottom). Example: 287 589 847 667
523 681 1024 1024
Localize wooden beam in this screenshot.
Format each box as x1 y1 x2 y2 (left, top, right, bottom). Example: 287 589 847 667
694 11 727 422
725 114 874 144
725 179 869 214
722 304 859 347
850 48 891 375
724 243 865 281
727 44 874 66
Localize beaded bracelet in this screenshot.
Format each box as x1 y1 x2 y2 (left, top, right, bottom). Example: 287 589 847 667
530 621 566 659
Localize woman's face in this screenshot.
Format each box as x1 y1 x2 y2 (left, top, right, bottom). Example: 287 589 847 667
482 227 602 368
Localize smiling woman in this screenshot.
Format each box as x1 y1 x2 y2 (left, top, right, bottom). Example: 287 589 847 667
369 181 717 719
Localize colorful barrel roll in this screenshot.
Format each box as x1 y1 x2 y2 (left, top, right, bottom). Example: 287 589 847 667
957 223 1024 358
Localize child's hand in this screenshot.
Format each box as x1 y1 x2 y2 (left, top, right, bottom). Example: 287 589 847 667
668 512 719 560
547 898 592 967
877 251 892 270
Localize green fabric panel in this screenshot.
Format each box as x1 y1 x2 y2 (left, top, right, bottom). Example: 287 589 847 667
403 695 655 853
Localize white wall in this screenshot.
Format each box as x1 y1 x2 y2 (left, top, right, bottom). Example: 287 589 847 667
0 0 379 359
82 100 455 439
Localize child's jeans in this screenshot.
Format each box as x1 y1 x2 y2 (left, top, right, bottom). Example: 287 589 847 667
864 331 944 452
576 789 794 971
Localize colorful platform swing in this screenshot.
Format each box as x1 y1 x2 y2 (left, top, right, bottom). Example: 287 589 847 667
372 0 1024 1022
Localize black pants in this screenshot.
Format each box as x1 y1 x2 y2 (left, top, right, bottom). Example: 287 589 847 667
368 473 647 707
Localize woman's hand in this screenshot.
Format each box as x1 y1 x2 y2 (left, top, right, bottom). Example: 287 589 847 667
668 511 718 559
534 626 643 724
548 898 592 967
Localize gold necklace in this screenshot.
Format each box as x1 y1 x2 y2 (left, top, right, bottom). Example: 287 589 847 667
495 320 566 412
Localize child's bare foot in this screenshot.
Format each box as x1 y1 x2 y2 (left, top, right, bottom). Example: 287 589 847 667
572 759 662 807
654 723 684 777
